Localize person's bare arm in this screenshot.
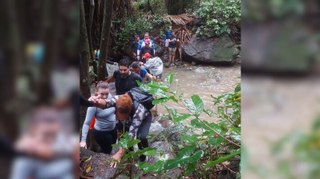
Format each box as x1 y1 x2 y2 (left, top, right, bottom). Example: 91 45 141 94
145 72 156 81
105 76 115 83
110 148 126 168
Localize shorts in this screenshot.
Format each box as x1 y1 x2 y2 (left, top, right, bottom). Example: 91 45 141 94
165 39 169 47
168 47 176 55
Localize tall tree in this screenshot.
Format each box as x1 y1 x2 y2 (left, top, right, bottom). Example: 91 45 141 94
37 0 61 103
80 0 91 97
165 0 193 15
97 0 114 81
0 0 21 140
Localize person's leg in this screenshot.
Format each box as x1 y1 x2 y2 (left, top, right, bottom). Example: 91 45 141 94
93 129 116 154
136 113 152 161
172 47 176 65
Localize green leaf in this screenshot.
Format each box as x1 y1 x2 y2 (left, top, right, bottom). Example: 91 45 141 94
165 150 204 170
181 134 199 144
173 114 191 123
208 136 224 146
165 73 173 84
191 95 204 116
152 97 170 105
139 161 164 173
206 150 240 168
235 83 241 92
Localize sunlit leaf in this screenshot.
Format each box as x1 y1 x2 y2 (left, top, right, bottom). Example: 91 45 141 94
173 114 192 123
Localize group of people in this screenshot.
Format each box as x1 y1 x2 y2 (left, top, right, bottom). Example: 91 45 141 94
79 31 180 166
131 31 179 68
80 57 159 167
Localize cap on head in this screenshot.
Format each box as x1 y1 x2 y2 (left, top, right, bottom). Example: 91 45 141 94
116 94 133 121
143 53 151 59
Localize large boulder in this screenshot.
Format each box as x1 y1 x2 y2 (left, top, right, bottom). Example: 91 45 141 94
182 35 239 64
80 148 117 178
241 22 316 73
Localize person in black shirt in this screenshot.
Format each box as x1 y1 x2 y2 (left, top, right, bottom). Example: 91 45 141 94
106 58 142 95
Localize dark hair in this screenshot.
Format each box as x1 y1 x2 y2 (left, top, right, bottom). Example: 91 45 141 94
96 81 109 89
130 61 140 68
119 58 130 67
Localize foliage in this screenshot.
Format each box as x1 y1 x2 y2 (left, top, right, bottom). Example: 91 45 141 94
111 133 157 178
133 0 167 15
195 0 241 37
165 0 197 15
270 116 320 179
113 14 170 53
242 0 305 21
137 74 241 177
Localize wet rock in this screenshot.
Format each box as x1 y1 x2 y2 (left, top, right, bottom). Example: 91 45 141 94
241 22 316 73
183 35 239 64
149 121 164 136
149 141 175 164
151 126 183 150
158 119 174 128
80 148 116 178
194 67 207 74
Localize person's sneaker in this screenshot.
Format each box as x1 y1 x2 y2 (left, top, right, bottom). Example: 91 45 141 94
139 155 147 162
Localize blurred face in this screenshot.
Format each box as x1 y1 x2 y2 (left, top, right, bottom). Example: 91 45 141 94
132 67 140 74
31 121 60 144
119 65 130 78
97 88 109 99
144 34 150 39
135 37 140 42
145 43 150 48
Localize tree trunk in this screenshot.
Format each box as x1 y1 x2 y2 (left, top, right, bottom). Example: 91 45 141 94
80 0 91 97
0 0 21 142
97 0 114 81
37 0 61 103
87 0 95 63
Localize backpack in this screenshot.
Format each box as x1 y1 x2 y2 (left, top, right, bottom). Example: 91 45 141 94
128 87 154 111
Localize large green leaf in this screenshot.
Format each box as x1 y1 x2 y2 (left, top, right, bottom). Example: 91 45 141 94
208 136 224 146
173 114 192 123
191 95 204 116
152 97 170 105
165 150 204 170
139 160 164 173
206 150 240 168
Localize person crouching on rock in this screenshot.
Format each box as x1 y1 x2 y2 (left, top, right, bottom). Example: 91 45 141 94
80 81 117 154
89 93 152 167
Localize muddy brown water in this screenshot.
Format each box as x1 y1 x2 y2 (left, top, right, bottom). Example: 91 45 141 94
104 62 241 122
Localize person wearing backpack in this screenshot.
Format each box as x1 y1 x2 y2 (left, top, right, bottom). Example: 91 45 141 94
89 87 154 166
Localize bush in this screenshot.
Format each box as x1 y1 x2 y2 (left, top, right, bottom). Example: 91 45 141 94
195 0 241 37
137 75 241 177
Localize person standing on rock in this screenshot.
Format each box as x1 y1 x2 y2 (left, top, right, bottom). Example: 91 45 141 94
89 92 153 166
166 35 179 68
139 39 155 63
80 81 117 154
137 33 155 61
130 35 140 60
105 58 142 95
